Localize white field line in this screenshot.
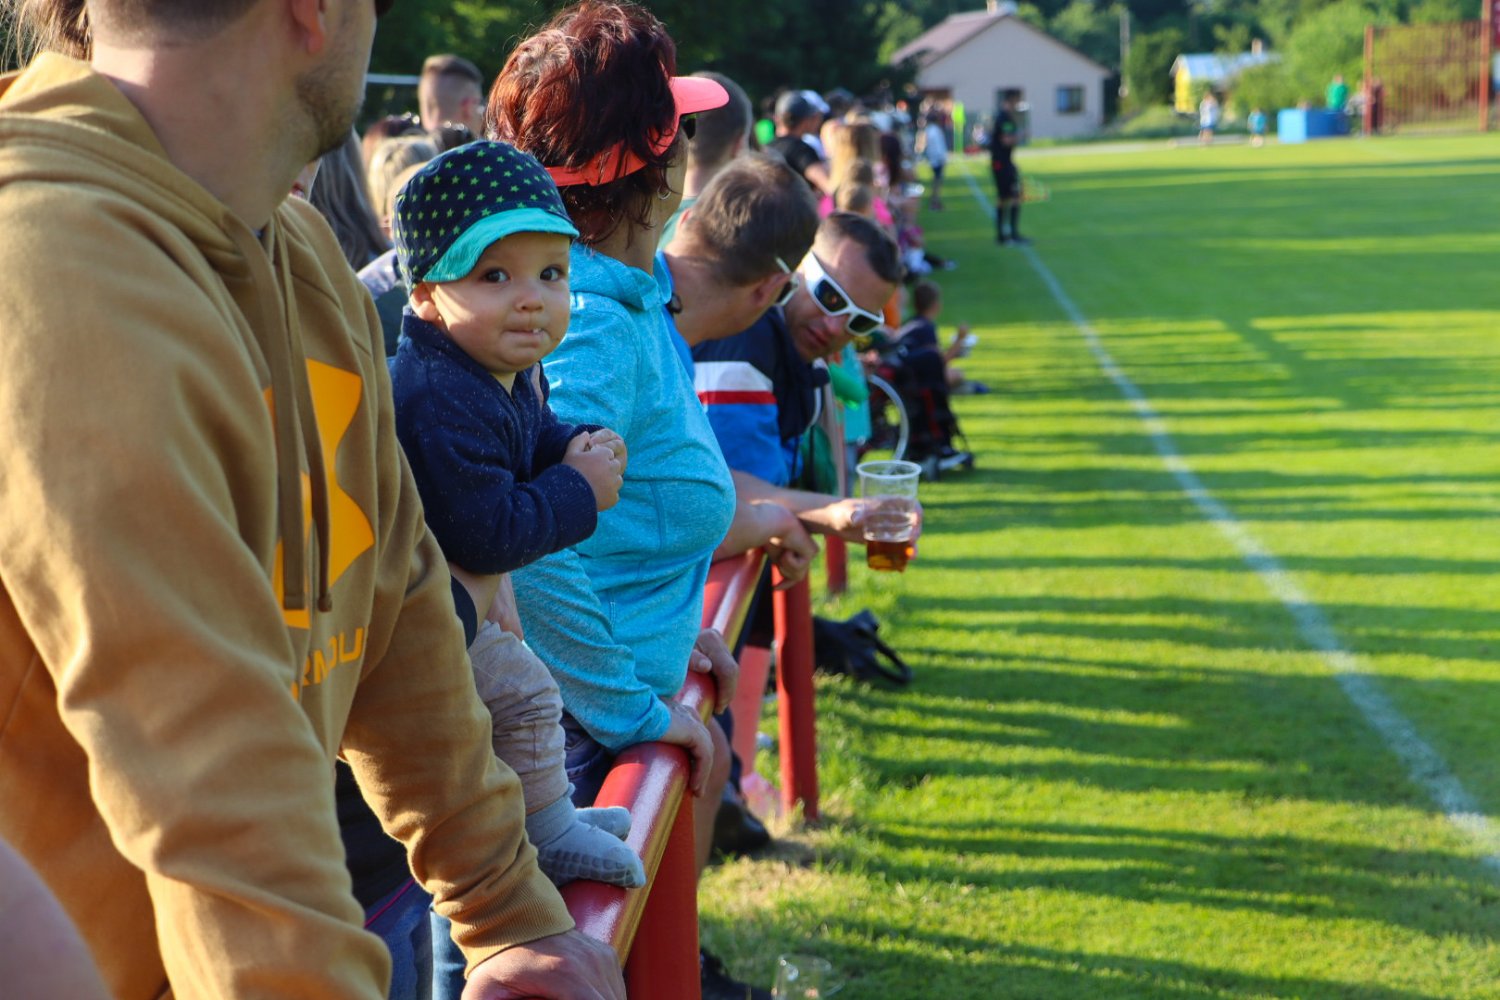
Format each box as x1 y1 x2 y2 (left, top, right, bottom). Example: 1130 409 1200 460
959 164 1500 875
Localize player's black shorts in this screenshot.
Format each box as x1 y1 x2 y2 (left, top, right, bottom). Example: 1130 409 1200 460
992 162 1020 201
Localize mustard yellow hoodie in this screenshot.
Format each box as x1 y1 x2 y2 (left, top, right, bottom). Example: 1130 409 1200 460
0 55 571 999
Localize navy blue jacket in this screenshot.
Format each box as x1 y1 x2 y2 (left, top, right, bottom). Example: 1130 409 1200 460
389 313 600 574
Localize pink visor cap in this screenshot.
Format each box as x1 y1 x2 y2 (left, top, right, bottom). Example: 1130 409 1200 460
545 75 730 188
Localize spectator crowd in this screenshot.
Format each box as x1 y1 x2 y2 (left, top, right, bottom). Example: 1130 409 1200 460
0 0 1011 997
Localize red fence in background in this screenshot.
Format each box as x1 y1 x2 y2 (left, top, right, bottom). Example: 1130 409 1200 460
1365 19 1492 133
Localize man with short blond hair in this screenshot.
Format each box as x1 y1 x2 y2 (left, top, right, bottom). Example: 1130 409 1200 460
0 2 623 998
419 51 485 137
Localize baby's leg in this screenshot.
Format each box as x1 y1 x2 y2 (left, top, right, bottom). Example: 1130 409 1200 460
468 623 644 887
468 622 569 811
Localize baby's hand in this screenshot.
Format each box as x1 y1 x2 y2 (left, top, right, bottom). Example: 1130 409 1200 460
589 428 628 475
563 432 623 511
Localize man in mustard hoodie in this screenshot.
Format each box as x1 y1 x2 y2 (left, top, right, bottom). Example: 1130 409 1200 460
0 2 624 999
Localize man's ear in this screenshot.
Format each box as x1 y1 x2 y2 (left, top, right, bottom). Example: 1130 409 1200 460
747 270 789 311
410 283 444 326
288 0 330 56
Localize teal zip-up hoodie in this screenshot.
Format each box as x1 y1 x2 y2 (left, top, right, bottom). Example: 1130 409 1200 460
514 246 735 751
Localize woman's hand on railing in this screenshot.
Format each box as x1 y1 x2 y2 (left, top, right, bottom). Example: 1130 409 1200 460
687 628 739 712
658 699 714 797
763 507 818 591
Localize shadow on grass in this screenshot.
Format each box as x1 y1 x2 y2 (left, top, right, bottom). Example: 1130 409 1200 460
896 592 1500 663
910 552 1500 579
830 660 1422 810
828 818 1500 944
994 423 1500 457
808 928 1468 1000
922 463 1500 531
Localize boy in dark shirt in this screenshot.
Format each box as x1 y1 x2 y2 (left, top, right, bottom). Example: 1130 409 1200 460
889 280 977 469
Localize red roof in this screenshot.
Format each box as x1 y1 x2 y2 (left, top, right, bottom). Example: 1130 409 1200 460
890 8 1109 75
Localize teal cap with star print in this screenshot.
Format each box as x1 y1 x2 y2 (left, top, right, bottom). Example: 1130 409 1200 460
392 139 579 290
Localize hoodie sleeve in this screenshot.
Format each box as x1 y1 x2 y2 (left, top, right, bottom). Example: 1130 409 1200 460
292 211 575 973
511 546 674 753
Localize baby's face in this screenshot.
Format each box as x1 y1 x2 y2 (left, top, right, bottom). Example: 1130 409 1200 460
422 231 571 383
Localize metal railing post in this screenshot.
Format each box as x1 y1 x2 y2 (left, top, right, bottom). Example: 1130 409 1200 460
824 535 848 594
623 781 700 998
773 573 819 821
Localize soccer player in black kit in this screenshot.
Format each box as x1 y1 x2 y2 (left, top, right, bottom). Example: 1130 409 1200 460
991 90 1029 245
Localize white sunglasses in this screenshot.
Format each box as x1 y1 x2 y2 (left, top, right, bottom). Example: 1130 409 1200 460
773 255 801 308
800 253 883 338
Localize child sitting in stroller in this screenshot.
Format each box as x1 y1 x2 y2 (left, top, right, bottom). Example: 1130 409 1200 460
868 280 978 480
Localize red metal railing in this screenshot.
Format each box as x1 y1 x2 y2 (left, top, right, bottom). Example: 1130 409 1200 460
772 574 819 822
563 548 820 997
825 535 848 595
561 670 712 996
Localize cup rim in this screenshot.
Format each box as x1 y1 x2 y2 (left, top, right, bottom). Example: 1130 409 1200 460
855 459 922 481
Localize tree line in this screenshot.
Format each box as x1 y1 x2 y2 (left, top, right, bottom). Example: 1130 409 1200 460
2 0 1478 117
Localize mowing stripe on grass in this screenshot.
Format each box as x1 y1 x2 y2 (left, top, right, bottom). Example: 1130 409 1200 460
959 159 1500 875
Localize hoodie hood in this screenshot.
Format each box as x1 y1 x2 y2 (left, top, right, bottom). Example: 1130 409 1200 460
567 242 670 313
0 54 332 616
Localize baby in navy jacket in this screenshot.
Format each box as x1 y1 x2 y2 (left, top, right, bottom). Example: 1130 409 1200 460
388 140 642 890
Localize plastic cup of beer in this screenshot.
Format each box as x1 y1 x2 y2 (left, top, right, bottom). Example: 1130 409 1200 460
772 954 843 998
856 459 921 573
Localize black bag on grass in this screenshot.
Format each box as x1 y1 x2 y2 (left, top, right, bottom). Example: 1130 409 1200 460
812 609 912 686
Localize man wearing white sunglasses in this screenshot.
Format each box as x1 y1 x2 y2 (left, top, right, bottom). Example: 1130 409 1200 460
693 212 906 542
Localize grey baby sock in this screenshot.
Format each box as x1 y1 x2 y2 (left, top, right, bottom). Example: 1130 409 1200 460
526 794 645 888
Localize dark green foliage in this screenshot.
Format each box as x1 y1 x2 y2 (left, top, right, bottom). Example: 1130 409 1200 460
368 0 904 114
370 0 547 80
2 0 1473 126
1125 25 1185 107
1051 0 1124 69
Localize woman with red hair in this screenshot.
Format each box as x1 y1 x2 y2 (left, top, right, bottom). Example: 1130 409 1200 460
445 4 762 998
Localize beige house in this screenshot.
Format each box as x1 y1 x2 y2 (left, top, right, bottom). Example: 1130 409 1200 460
891 1 1111 141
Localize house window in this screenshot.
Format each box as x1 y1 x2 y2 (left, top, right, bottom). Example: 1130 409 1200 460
1057 85 1084 114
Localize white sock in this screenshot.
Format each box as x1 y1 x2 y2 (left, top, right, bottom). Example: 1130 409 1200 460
525 795 645 888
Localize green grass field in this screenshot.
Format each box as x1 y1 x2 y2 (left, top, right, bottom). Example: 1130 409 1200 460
700 134 1500 998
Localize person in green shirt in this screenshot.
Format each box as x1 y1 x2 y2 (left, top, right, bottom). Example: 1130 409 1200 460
1327 74 1349 112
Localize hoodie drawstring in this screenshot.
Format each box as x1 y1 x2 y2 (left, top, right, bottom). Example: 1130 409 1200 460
226 219 332 616
274 238 334 613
